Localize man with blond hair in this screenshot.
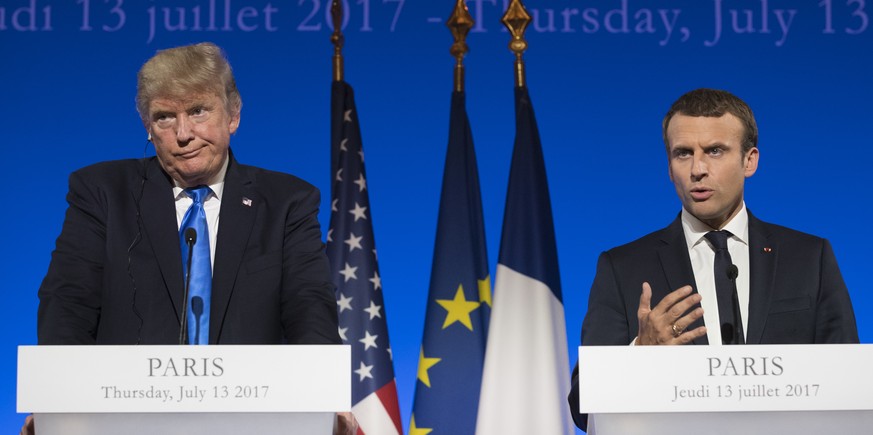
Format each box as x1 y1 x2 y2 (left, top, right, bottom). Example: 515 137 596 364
27 42 353 434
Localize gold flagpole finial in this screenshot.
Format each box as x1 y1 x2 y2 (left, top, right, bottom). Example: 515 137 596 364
447 0 474 93
330 0 344 82
501 0 532 88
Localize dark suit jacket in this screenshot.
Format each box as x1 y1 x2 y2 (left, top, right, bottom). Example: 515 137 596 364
568 212 858 430
38 152 341 346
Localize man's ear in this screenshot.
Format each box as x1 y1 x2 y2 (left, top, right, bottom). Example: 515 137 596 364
744 147 759 178
229 112 241 134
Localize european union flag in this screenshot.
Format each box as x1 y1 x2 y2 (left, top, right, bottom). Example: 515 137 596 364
410 90 491 435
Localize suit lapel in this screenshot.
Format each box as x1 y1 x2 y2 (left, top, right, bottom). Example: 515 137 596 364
139 158 185 323
210 155 257 343
656 216 709 345
746 213 777 344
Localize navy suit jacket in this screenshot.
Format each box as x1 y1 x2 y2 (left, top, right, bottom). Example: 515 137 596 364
38 152 341 345
568 212 858 430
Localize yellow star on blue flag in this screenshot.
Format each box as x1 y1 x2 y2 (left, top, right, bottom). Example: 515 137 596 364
411 89 491 434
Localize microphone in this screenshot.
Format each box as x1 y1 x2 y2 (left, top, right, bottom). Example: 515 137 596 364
191 296 204 345
185 227 197 245
179 228 197 345
725 264 745 344
727 264 739 280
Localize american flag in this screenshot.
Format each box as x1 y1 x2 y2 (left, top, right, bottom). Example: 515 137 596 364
326 80 403 435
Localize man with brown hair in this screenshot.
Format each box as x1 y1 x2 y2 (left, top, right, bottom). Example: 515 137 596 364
568 88 858 431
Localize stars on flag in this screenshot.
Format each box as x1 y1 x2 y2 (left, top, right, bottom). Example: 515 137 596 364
345 232 363 252
337 293 353 313
339 262 358 282
409 416 433 435
410 89 491 435
353 173 367 192
359 330 379 350
436 284 481 331
328 84 401 432
363 300 383 320
349 202 368 221
369 271 382 291
479 276 493 307
354 361 374 381
416 348 441 388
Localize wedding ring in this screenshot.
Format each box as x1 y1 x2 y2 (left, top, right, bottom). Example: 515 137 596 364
671 323 683 337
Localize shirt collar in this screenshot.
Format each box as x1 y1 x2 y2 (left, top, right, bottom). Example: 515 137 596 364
172 155 228 201
681 202 749 249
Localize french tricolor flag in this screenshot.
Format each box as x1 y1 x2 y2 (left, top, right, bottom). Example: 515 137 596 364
476 86 574 435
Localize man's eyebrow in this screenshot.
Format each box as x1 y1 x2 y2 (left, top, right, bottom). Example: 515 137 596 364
702 142 728 150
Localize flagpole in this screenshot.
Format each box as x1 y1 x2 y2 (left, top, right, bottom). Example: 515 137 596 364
330 0 344 82
501 0 531 88
477 1 573 433
447 0 473 93
329 0 345 189
326 7 404 432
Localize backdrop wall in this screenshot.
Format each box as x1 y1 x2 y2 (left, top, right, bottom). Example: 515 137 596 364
2 0 870 432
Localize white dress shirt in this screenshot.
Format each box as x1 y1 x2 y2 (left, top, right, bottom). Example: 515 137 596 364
681 203 751 345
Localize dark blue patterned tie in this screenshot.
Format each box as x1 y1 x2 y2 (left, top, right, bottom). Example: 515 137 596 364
180 186 212 345
704 230 745 345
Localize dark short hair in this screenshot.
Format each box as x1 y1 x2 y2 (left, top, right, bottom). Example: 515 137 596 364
662 88 758 154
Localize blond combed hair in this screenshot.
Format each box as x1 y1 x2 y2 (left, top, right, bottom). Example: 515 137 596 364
136 42 242 123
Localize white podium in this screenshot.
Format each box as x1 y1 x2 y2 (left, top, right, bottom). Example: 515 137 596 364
18 345 351 435
577 344 873 435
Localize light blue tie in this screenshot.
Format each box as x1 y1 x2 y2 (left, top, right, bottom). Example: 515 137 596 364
180 186 212 345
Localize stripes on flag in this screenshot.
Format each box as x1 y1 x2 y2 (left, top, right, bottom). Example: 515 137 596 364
476 86 574 435
327 80 403 435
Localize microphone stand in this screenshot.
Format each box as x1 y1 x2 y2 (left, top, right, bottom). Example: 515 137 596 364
179 228 196 345
727 264 745 344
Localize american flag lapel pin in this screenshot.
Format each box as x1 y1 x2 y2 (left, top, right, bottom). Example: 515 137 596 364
242 197 253 207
